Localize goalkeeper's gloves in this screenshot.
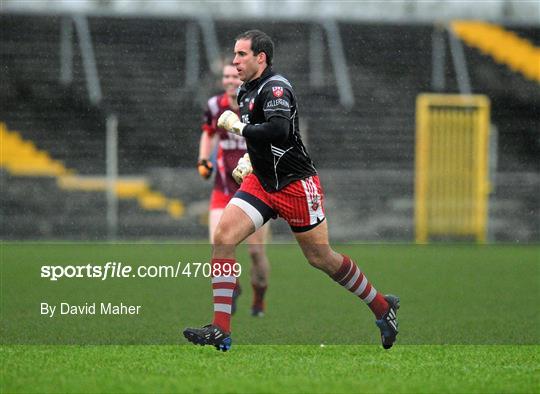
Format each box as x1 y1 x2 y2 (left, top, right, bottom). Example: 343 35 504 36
232 153 252 184
217 110 246 136
197 159 213 180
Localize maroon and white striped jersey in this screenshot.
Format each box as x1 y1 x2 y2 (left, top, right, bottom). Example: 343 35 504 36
202 93 246 196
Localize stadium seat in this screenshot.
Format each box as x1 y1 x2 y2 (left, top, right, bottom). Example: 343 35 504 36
452 20 540 82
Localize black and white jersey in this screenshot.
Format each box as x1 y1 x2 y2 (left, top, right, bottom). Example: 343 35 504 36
238 67 317 192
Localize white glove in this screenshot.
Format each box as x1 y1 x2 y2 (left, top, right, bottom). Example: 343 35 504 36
217 110 246 136
232 153 252 184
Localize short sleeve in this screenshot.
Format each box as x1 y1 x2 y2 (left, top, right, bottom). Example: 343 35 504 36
201 105 216 136
261 85 293 122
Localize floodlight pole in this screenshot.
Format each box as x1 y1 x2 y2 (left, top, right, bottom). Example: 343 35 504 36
185 22 200 88
309 23 325 88
431 24 446 92
106 114 119 241
448 27 472 94
73 15 103 105
59 17 73 86
322 19 354 109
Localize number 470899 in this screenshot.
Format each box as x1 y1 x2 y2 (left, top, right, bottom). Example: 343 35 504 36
180 262 242 278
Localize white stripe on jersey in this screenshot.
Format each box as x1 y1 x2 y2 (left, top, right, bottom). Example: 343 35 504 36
257 75 293 95
271 144 286 155
271 145 292 160
208 96 219 117
272 146 293 189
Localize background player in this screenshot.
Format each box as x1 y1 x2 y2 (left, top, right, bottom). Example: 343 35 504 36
185 30 399 351
197 61 270 316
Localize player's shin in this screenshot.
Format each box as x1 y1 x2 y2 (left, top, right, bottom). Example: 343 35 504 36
211 258 238 333
251 283 267 316
331 255 389 319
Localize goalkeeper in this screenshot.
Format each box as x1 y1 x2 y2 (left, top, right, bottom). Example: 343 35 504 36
197 61 270 317
185 30 399 351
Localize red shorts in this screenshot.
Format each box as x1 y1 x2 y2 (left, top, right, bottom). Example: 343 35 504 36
230 174 326 232
209 189 233 210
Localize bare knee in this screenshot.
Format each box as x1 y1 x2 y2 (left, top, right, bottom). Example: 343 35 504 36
303 247 341 275
212 228 236 259
304 248 332 270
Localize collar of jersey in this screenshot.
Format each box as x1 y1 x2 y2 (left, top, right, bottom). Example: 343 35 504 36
243 66 274 91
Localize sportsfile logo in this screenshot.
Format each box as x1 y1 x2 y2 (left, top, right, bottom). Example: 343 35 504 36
40 261 242 281
41 262 133 281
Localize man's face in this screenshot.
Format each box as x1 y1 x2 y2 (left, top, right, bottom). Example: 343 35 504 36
233 39 263 82
221 65 241 96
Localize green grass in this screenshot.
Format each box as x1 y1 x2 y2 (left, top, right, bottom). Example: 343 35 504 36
2 345 538 393
1 243 539 392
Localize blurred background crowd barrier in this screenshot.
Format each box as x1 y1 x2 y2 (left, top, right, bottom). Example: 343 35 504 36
1 1 538 242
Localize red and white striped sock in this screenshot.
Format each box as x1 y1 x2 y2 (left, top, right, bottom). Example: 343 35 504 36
331 255 389 319
211 258 237 333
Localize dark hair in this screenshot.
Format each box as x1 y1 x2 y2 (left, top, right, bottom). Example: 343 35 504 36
235 30 274 66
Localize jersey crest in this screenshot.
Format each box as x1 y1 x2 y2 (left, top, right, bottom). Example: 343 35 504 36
272 86 284 98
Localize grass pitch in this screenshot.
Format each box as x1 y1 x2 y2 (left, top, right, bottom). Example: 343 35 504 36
2 345 538 393
1 243 539 393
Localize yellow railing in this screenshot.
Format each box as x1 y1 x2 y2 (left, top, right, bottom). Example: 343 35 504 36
452 20 540 83
0 123 71 176
415 94 490 243
58 175 184 219
1 122 184 219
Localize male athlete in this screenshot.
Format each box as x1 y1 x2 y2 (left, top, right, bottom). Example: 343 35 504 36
197 61 270 316
184 30 399 351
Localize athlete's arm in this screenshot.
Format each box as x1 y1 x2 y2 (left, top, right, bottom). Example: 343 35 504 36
242 117 289 143
197 131 218 179
218 84 292 143
217 111 289 144
199 131 218 162
243 84 292 143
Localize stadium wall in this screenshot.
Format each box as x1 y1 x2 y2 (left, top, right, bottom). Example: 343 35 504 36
1 13 538 242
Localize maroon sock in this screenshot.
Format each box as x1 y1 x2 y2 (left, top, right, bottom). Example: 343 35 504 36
252 283 267 310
